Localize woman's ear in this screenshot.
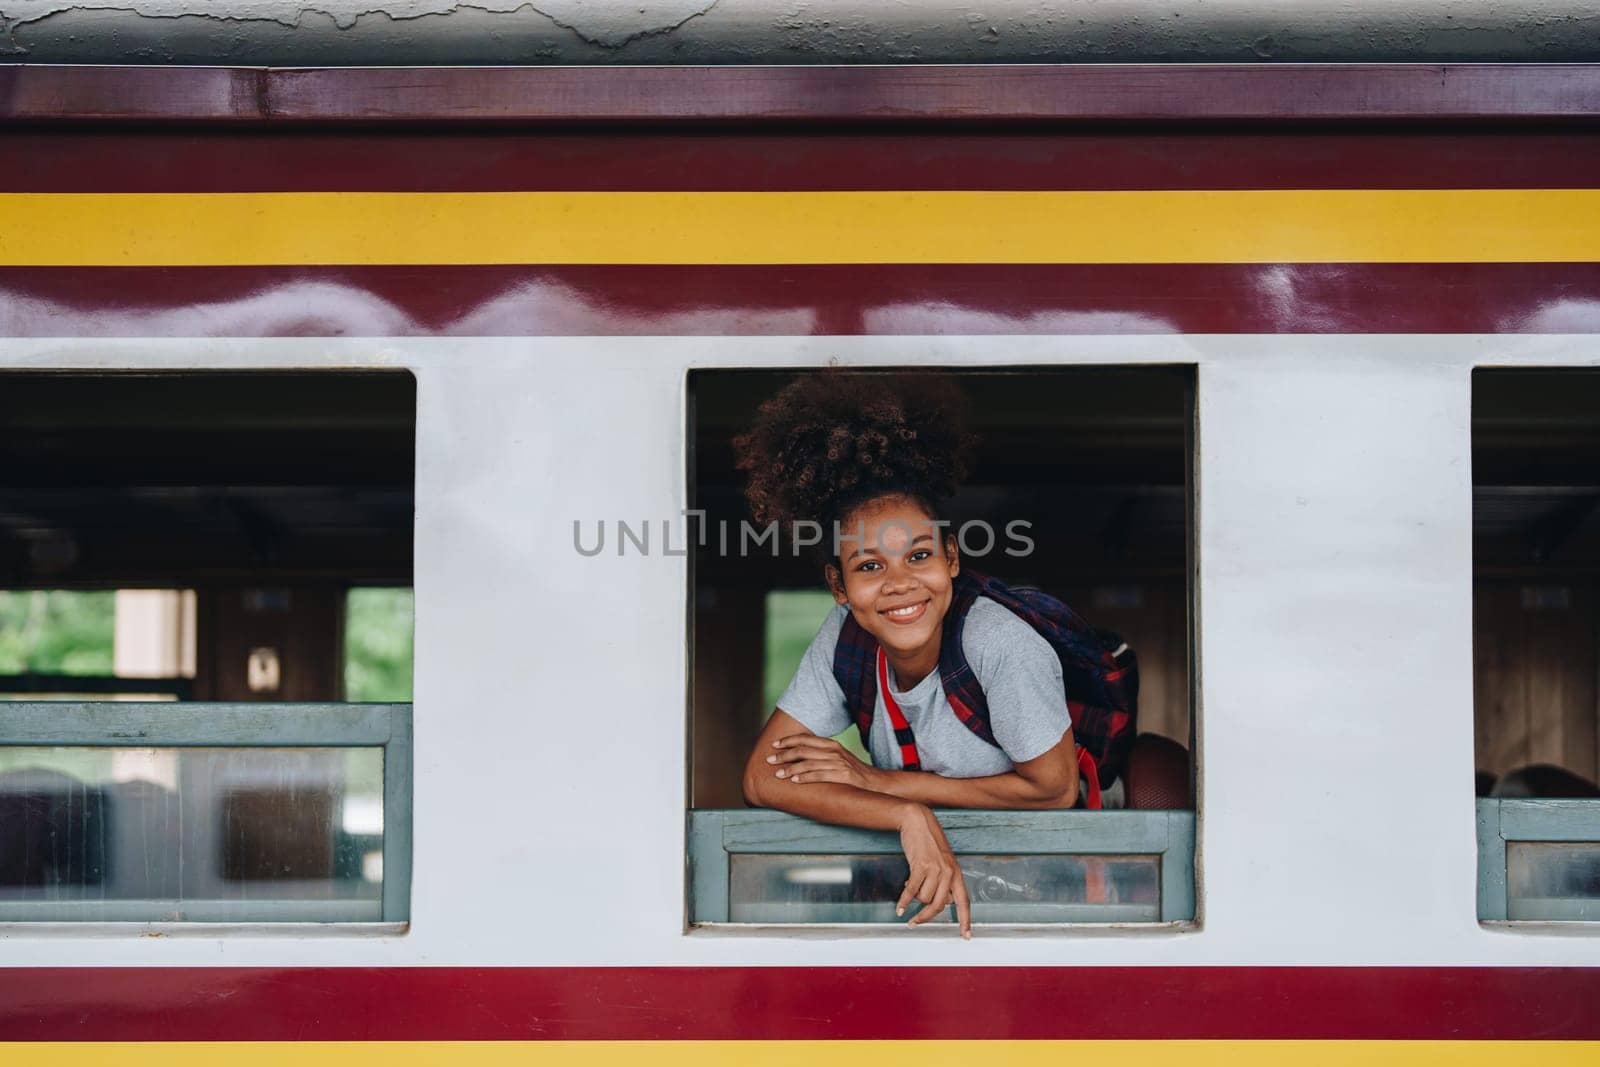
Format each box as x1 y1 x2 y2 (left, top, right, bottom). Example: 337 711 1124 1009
945 533 961 577
824 563 849 605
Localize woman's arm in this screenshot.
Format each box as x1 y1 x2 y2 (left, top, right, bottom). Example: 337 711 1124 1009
744 710 972 936
767 727 1080 809
743 710 919 828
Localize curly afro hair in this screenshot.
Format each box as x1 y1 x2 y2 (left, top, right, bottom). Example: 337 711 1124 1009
734 372 975 537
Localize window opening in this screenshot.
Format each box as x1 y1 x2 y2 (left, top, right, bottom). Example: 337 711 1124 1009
1474 369 1600 922
0 371 415 924
688 367 1195 927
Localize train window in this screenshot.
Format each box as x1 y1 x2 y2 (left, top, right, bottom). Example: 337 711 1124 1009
0 589 194 699
1474 369 1600 922
688 367 1196 928
0 371 414 925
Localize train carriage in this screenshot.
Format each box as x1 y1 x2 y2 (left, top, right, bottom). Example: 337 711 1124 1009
0 56 1598 1064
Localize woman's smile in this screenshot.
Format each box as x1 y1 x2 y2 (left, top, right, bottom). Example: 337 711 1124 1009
880 599 931 624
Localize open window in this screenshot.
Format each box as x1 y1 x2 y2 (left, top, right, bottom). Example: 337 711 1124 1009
1474 369 1600 922
687 367 1195 927
0 372 414 924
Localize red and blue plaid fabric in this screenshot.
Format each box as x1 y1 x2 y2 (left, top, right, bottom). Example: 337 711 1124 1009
831 569 1138 789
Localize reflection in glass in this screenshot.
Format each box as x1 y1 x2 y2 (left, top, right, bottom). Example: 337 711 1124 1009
729 853 1160 923
1507 841 1600 920
0 746 382 922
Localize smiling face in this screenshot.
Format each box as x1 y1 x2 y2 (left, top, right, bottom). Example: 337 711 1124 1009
826 494 960 676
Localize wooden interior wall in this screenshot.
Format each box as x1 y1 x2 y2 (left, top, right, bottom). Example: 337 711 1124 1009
691 586 766 808
1474 578 1599 783
194 586 344 703
1053 579 1190 747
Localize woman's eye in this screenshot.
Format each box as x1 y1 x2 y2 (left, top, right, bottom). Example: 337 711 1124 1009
909 549 932 562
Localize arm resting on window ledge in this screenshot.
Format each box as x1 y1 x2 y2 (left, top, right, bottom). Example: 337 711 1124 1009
755 712 1079 811
742 709 924 829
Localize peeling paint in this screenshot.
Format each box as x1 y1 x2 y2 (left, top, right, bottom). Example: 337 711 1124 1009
0 0 1597 63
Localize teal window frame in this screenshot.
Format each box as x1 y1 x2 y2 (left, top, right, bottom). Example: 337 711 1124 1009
0 701 412 924
688 808 1196 926
1477 797 1600 922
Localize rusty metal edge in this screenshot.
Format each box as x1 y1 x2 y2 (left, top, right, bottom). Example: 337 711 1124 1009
2 63 1599 124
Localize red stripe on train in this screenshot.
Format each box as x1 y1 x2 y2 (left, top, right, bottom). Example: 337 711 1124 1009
4 131 1598 194
0 967 1596 1041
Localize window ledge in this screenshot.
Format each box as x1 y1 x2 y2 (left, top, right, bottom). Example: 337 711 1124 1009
0 921 409 939
688 808 1196 928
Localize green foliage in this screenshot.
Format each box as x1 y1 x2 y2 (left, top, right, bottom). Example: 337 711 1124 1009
345 587 414 702
762 589 871 763
0 590 115 675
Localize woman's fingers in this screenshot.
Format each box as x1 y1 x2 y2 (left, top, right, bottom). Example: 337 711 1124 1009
895 870 922 916
773 757 844 781
954 873 973 939
909 870 942 918
896 865 939 916
908 872 954 926
770 735 838 756
902 867 971 933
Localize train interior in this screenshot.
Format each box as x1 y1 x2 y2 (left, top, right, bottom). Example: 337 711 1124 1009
0 371 414 917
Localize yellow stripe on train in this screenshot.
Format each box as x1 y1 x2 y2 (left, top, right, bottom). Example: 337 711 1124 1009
4 1043 1600 1066
0 189 1597 266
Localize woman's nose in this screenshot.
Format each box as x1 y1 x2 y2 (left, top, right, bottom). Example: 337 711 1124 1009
883 565 917 591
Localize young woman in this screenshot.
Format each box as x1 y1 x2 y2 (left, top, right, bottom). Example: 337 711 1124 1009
736 374 1084 938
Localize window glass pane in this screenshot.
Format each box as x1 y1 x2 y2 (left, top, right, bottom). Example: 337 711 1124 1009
729 852 1161 923
0 745 382 922
1507 840 1600 921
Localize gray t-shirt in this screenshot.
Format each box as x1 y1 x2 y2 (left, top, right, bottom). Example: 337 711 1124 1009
777 597 1071 777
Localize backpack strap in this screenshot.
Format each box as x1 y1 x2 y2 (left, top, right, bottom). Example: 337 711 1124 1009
832 609 880 748
934 571 999 746
1077 748 1103 810
875 648 922 771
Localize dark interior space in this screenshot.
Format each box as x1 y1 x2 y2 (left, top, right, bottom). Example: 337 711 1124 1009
1475 369 1600 797
0 370 415 703
0 372 414 588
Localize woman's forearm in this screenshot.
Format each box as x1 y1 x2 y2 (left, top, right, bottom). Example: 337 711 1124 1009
744 764 925 831
872 767 1077 810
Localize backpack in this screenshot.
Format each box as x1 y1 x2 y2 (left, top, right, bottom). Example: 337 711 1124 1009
830 569 1138 802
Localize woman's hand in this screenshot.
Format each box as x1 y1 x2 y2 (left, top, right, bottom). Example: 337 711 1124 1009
767 733 882 791
894 802 973 938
